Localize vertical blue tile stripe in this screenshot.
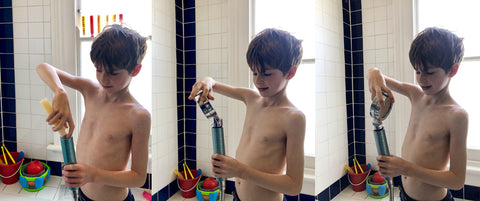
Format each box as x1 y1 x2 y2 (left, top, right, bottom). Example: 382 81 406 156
1 0 15 155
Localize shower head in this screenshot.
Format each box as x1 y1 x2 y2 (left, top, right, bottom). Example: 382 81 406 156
195 90 219 119
369 92 393 124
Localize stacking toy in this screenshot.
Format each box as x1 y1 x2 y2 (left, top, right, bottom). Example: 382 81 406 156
196 180 220 201
203 177 218 189
366 172 389 199
19 161 50 192
26 160 44 175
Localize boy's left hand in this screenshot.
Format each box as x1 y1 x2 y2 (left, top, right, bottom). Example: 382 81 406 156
211 154 245 178
62 163 95 188
376 155 409 178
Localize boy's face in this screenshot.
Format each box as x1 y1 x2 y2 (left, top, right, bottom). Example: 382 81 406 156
252 65 290 97
95 65 133 93
415 65 451 95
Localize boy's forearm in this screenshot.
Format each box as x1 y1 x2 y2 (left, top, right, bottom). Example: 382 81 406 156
36 63 66 95
92 167 147 188
239 165 303 195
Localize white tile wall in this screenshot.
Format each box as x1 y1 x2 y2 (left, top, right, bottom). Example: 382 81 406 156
195 0 232 179
361 0 398 171
151 0 178 194
315 0 348 194
12 0 53 160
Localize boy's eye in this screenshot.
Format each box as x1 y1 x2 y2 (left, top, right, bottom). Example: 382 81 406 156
263 73 272 76
253 72 258 76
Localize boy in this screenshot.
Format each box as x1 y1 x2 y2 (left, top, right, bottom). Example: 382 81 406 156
367 27 468 201
36 24 151 201
188 28 305 201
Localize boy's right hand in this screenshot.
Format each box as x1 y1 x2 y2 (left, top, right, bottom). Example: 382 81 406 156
48 90 75 138
188 77 216 102
367 68 394 107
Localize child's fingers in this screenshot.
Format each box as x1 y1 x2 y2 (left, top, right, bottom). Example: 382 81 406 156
385 89 395 103
207 93 215 101
370 89 376 101
66 119 75 138
211 153 223 160
375 89 385 107
188 83 201 100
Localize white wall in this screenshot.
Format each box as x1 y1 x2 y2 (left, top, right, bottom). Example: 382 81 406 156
314 0 348 194
151 0 178 193
12 0 78 161
194 0 249 179
361 0 414 171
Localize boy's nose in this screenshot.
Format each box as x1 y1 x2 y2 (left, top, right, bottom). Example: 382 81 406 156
100 72 110 81
417 74 427 82
254 76 264 84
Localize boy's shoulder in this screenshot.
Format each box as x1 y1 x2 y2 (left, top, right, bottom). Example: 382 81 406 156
445 103 468 123
277 104 305 131
126 101 151 119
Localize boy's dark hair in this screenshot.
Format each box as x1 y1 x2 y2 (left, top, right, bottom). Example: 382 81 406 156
90 24 148 74
246 28 303 75
409 27 464 73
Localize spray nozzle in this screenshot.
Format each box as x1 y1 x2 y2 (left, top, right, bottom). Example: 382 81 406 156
194 90 219 119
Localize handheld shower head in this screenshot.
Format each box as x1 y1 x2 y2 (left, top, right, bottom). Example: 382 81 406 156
370 92 393 126
194 90 218 119
194 90 226 201
369 92 394 201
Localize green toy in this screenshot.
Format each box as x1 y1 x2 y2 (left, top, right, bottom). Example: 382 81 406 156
19 162 50 192
196 181 220 201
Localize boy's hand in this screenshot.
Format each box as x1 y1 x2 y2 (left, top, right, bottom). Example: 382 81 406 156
62 163 95 188
188 77 215 102
376 155 409 178
211 153 245 178
48 91 75 138
367 68 395 107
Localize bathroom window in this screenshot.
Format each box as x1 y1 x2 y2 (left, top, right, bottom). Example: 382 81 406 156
253 0 315 156
416 0 480 160
77 0 152 118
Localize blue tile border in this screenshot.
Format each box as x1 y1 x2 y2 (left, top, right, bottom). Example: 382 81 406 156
172 1 196 200
1 0 15 154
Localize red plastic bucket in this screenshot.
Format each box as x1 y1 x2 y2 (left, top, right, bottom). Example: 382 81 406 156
177 169 201 198
0 152 24 184
348 164 370 192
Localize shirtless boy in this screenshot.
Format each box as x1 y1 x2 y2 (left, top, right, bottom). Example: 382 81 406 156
36 24 151 201
188 28 305 201
368 27 468 201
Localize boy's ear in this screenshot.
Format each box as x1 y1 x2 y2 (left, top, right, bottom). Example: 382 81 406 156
285 66 298 80
131 64 142 77
448 63 459 77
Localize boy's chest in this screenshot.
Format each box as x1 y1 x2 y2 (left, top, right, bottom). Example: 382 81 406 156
80 104 133 142
407 106 450 144
242 108 287 144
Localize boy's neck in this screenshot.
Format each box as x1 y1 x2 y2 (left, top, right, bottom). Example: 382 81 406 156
260 88 290 107
423 86 453 105
102 87 132 103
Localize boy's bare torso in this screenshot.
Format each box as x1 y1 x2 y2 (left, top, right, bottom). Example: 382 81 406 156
402 96 459 200
76 89 140 201
235 98 296 201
